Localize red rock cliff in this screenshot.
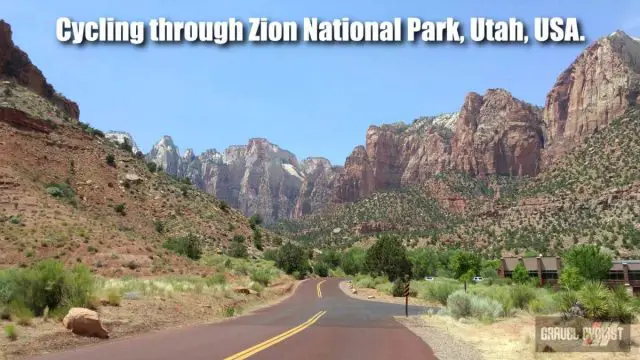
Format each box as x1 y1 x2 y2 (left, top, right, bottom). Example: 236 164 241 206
0 20 79 120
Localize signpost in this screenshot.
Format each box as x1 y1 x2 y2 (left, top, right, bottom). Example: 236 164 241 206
403 282 410 317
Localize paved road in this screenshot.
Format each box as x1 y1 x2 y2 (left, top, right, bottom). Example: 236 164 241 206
31 278 437 360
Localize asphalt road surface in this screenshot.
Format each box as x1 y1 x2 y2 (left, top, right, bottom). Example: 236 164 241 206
31 278 437 360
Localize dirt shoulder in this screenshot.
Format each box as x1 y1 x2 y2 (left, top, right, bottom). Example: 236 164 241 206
0 279 299 360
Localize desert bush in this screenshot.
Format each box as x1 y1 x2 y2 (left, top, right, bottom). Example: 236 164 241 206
425 280 461 306
9 301 33 326
0 260 95 316
146 162 157 173
275 242 310 277
577 281 611 319
341 247 366 275
262 249 278 262
114 203 126 215
375 282 393 295
447 290 472 319
228 241 248 259
207 273 227 286
314 262 329 277
355 274 388 289
250 268 274 286
511 263 530 285
470 295 504 321
163 234 202 260
4 324 17 341
559 266 585 291
510 284 537 309
106 154 116 167
106 289 121 306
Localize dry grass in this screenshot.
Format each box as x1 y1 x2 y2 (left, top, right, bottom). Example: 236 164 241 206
414 312 640 360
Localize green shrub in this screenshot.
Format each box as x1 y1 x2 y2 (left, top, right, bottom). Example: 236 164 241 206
375 282 393 295
106 154 116 167
563 245 613 281
9 301 33 326
341 247 366 275
163 234 202 260
511 263 530 285
425 281 461 306
253 229 263 251
106 289 121 306
4 324 17 341
228 241 248 259
555 290 579 313
250 268 273 286
275 242 310 276
470 295 504 321
559 266 585 291
510 284 537 309
219 201 229 212
0 260 95 316
232 235 246 243
578 281 612 320
146 162 157 173
364 235 411 281
448 290 472 319
263 249 278 262
355 274 388 289
314 262 329 277
207 273 227 286
391 278 409 297
114 203 126 215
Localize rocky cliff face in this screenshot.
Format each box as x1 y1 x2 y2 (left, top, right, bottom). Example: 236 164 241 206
136 30 640 220
543 30 640 161
0 20 79 120
145 137 340 223
105 131 142 154
451 89 545 177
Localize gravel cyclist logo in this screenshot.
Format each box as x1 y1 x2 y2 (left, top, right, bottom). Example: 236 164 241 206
535 316 631 352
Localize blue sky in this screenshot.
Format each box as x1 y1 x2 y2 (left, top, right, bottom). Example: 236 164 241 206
2 1 640 165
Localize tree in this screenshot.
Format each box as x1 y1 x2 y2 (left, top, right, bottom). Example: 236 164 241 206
249 214 263 230
459 270 474 293
364 235 412 281
341 247 366 275
559 266 585 291
228 241 248 258
450 251 482 279
253 228 263 250
408 248 439 279
276 242 310 277
451 251 481 291
317 249 341 269
512 263 530 284
563 245 613 281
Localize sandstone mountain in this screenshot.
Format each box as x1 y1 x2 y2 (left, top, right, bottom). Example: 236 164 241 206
273 31 640 257
145 136 342 224
129 31 640 229
543 30 640 163
0 20 275 275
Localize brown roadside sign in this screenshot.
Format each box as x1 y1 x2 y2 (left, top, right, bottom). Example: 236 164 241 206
402 282 410 297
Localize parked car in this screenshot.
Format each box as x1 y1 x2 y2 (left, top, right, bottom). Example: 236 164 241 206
472 276 483 282
424 276 435 281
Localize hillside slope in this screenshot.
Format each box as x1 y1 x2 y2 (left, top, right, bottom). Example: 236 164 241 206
0 82 272 277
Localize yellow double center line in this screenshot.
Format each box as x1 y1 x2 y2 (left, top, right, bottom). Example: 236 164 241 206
224 310 327 360
317 280 326 298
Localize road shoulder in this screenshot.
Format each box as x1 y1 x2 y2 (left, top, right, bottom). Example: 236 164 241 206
395 315 483 360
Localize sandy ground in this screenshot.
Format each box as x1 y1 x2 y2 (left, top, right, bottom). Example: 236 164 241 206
338 280 441 308
0 279 299 360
